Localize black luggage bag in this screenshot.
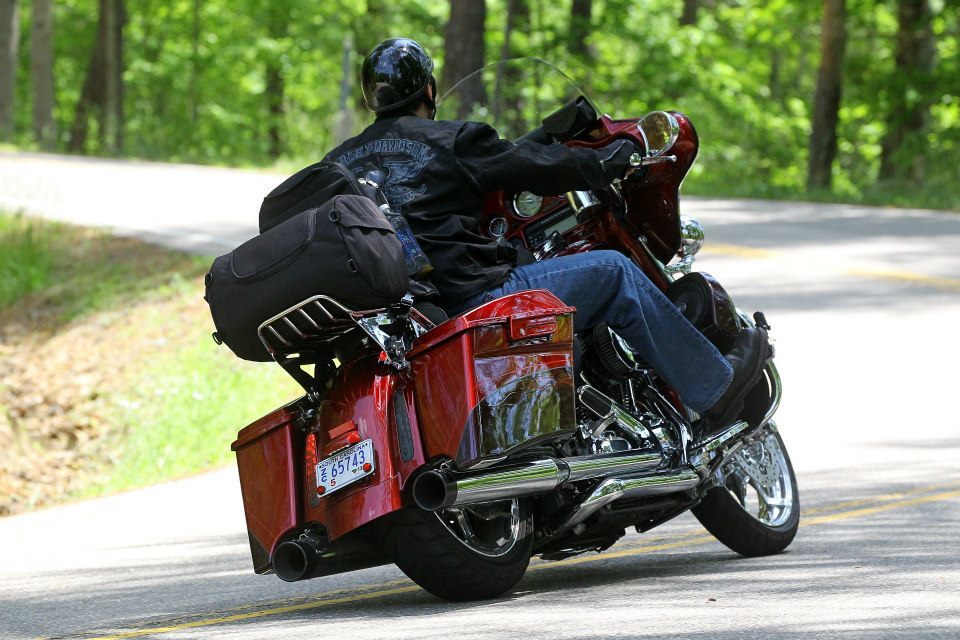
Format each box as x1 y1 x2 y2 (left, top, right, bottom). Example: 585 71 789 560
205 194 407 362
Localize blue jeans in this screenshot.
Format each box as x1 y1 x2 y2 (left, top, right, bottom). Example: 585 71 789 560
448 251 733 413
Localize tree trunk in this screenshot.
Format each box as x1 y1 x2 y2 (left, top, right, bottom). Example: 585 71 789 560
0 0 19 141
493 0 529 131
100 0 125 153
264 1 288 159
878 0 936 182
442 0 486 117
67 20 104 153
68 0 125 154
570 0 592 56
806 0 846 191
189 0 201 124
265 62 283 158
30 0 55 147
680 0 701 26
332 34 355 145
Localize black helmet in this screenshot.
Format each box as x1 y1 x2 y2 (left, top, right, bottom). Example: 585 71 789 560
361 38 436 114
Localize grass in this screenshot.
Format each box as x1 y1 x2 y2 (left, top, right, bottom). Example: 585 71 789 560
0 212 211 326
91 335 300 497
0 215 56 307
0 212 300 513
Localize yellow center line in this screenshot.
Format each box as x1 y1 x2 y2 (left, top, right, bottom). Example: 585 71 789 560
802 488 960 526
700 243 779 259
72 484 960 640
802 480 960 516
79 586 423 640
846 268 960 292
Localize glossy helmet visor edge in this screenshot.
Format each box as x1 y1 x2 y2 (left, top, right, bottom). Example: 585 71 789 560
361 38 436 116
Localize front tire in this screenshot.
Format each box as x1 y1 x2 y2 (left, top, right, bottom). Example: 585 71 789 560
693 426 799 556
382 498 533 601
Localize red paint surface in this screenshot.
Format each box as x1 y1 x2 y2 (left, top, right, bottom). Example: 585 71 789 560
231 400 305 558
297 353 430 541
410 290 576 465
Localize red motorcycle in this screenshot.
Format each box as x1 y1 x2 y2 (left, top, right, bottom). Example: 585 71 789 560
227 59 798 601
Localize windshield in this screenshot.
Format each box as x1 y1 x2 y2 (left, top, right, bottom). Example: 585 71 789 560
437 58 598 141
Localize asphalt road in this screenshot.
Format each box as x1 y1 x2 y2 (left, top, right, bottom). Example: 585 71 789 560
1 153 959 639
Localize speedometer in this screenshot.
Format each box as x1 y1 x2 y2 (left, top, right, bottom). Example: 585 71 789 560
513 191 543 218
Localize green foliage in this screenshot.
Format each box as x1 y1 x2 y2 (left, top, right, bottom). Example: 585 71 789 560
0 214 56 307
0 211 209 327
5 0 959 209
91 334 299 497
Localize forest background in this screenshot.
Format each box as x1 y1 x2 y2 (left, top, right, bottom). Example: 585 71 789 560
0 0 958 210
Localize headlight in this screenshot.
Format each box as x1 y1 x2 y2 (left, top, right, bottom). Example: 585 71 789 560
513 191 543 218
679 215 704 257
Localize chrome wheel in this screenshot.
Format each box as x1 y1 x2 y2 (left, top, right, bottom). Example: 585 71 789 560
436 499 523 558
724 426 795 527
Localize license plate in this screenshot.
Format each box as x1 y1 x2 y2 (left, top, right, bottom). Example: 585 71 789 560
316 439 375 497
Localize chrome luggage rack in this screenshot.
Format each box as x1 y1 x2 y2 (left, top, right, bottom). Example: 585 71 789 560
257 294 428 396
258 295 369 357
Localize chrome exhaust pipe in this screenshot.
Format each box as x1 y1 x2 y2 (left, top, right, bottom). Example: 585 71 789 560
413 459 563 511
555 468 701 535
412 451 662 511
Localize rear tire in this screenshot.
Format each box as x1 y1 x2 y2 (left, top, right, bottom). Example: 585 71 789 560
382 499 533 601
693 427 799 557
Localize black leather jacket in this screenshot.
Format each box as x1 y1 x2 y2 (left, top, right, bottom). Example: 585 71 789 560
324 114 634 306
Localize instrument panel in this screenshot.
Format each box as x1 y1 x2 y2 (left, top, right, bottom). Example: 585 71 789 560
483 189 604 258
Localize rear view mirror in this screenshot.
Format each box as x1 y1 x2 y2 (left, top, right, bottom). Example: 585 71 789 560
638 111 680 157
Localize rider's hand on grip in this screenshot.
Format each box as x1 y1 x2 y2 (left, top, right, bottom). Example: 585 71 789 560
597 139 641 182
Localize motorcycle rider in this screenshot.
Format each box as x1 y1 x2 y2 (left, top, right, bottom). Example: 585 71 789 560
324 38 770 433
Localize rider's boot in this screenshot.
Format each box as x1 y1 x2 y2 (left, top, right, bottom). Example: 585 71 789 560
696 326 771 438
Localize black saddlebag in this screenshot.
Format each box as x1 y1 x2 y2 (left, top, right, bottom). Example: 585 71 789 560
259 160 436 283
259 161 362 233
205 194 407 362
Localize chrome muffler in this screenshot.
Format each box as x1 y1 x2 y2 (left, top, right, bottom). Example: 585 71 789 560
412 451 662 511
